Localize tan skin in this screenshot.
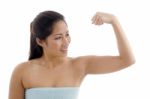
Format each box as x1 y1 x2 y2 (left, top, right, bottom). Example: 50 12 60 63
9 12 135 99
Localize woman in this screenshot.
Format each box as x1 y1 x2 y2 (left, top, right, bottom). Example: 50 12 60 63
8 11 135 99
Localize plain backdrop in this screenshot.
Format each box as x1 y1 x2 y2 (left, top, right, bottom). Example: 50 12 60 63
0 0 150 99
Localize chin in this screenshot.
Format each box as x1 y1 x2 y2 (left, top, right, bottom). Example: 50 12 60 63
60 53 68 57
55 53 67 57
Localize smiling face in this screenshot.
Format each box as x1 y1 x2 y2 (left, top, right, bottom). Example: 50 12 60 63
39 20 71 57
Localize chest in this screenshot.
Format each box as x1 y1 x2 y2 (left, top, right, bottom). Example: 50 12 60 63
23 64 84 88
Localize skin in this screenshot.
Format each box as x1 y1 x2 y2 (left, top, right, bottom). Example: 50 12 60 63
9 12 135 99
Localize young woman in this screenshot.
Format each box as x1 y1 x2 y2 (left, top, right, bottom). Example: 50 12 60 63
8 11 135 99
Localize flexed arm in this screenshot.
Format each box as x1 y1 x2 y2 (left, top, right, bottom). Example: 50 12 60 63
77 12 135 74
93 12 135 65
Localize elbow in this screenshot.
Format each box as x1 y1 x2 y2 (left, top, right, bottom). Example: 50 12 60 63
127 59 136 66
119 55 136 67
122 58 136 67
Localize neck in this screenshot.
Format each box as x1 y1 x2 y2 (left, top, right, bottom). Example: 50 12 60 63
40 55 68 69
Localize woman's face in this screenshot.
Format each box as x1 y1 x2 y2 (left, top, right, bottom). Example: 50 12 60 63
43 20 71 57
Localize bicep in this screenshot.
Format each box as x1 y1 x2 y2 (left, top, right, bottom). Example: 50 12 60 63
9 66 25 99
82 55 130 74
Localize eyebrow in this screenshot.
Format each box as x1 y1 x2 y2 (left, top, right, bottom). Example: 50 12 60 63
53 31 69 36
54 33 62 36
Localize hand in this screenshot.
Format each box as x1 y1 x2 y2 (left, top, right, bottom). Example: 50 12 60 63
91 12 116 25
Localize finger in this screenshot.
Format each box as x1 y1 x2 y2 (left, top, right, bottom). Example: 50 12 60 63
92 15 99 24
98 17 104 25
95 18 100 25
91 15 95 21
95 16 103 25
91 15 97 24
91 13 97 21
96 17 102 25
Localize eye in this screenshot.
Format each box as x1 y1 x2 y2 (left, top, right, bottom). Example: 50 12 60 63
66 33 70 37
55 37 62 40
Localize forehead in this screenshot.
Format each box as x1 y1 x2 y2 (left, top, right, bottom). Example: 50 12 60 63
52 20 68 35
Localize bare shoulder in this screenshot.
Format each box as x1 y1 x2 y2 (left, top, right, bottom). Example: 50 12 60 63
69 55 90 72
13 59 40 71
12 62 28 73
11 61 31 78
68 56 87 73
69 55 88 65
10 60 39 87
9 61 33 99
11 59 40 78
69 56 86 63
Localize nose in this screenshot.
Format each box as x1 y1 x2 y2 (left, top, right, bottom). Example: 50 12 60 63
62 37 70 46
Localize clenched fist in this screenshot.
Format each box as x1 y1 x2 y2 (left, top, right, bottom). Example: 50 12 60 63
91 12 116 25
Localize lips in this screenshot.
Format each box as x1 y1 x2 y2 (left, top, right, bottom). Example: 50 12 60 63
60 47 68 52
60 49 68 54
60 49 68 51
60 46 68 53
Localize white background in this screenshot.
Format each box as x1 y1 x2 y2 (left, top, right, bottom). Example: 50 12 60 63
0 0 150 99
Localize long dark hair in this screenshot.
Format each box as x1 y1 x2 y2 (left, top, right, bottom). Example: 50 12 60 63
29 11 65 60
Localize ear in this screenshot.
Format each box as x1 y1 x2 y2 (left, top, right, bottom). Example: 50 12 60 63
36 38 46 47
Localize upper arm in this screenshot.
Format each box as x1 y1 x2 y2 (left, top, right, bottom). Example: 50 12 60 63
79 55 135 74
9 64 25 99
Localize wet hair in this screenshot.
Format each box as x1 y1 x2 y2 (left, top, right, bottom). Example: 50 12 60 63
29 11 65 60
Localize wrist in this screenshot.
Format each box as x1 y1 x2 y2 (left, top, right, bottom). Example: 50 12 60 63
111 15 119 25
111 16 119 25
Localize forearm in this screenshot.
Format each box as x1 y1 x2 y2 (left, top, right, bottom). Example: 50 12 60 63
111 17 135 64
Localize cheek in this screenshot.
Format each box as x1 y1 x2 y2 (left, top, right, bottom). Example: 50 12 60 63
46 38 60 48
50 41 61 49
